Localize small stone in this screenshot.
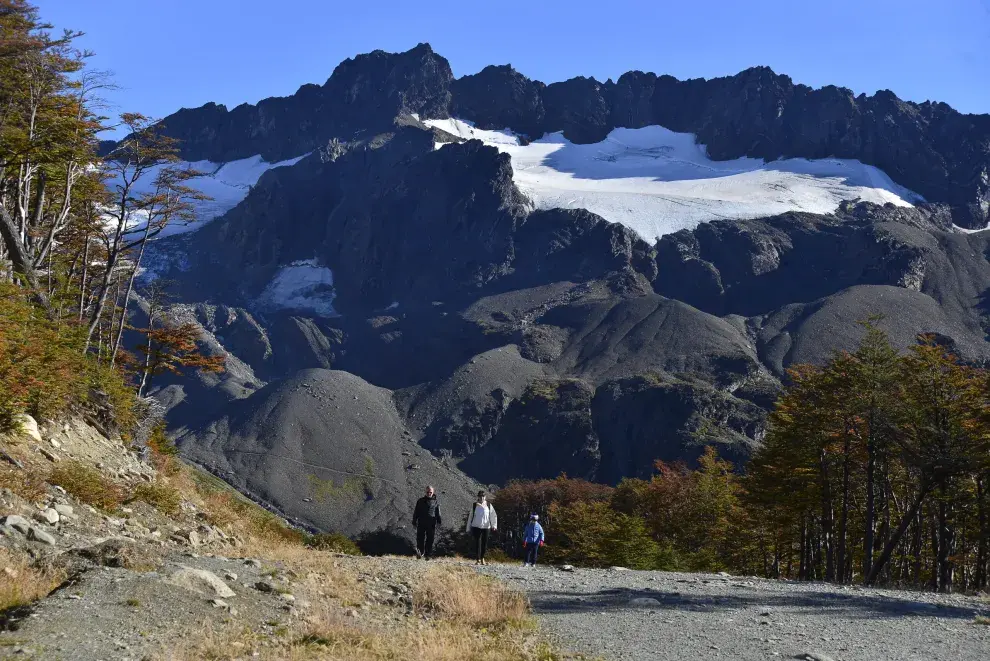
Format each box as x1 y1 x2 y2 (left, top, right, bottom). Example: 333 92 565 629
254 580 277 593
345 608 359 617
3 567 18 579
27 526 56 545
223 571 238 581
210 598 229 609
799 654 837 661
39 448 59 463
629 597 662 606
1 515 31 535
609 566 630 571
280 593 296 602
244 559 262 568
559 565 575 572
35 508 59 525
48 438 62 449
186 530 202 547
53 504 75 517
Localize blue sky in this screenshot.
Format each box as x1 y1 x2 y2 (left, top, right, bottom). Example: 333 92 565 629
39 0 990 137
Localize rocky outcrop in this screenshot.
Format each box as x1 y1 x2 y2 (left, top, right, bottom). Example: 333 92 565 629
592 374 765 483
152 43 453 163
655 202 965 317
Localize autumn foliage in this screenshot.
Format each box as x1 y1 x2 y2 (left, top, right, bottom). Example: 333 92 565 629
493 325 990 593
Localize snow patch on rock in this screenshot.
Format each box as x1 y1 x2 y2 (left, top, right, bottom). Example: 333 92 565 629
114 153 308 238
424 118 922 241
258 259 338 317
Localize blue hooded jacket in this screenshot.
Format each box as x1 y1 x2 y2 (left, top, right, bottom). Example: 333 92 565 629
523 520 544 544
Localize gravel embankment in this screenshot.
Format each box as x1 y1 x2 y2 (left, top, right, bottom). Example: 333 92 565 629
480 563 990 661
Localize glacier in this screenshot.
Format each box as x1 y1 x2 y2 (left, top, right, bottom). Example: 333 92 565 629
423 118 922 241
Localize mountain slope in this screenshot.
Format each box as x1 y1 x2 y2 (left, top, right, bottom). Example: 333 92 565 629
129 45 990 538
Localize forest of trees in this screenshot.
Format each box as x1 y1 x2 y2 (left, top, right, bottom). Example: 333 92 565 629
493 323 990 593
0 0 221 433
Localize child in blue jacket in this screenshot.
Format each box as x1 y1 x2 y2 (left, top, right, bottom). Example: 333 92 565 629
522 513 545 567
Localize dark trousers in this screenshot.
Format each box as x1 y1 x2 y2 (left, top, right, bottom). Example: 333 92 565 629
524 542 539 565
416 523 436 559
471 526 489 561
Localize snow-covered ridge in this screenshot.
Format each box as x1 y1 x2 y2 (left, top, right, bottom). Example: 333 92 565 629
423 118 923 241
126 153 307 238
258 259 338 317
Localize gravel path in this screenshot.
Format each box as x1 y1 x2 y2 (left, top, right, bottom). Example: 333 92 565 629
480 564 990 661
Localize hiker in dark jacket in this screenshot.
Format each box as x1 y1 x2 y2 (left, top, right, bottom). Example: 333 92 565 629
522 513 545 567
412 485 442 559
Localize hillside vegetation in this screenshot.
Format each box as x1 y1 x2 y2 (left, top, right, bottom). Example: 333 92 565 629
490 324 990 593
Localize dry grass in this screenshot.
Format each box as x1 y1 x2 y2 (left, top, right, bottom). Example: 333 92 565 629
157 560 561 661
414 567 530 629
975 615 990 626
0 462 48 503
48 460 125 511
130 481 182 516
0 548 66 613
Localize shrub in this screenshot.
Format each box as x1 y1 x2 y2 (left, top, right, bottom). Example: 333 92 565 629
49 461 125 511
0 463 49 502
544 500 677 570
0 284 88 433
131 482 182 516
306 532 361 555
0 284 136 436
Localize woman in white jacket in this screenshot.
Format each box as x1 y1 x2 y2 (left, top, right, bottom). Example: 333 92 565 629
466 490 498 565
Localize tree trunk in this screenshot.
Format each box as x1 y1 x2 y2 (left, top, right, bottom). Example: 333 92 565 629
866 480 932 586
838 433 851 583
77 235 90 322
864 437 877 579
799 518 808 581
937 486 954 593
85 245 120 352
977 475 988 590
820 450 835 582
0 205 54 316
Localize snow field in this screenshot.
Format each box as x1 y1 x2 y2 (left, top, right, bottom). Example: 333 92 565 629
424 118 922 241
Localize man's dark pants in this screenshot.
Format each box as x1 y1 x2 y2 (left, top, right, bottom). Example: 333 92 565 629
416 522 436 559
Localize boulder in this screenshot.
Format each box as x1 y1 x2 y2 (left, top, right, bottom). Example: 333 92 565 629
14 414 42 442
166 566 236 598
1 514 31 535
34 508 60 525
53 504 75 518
27 526 56 546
